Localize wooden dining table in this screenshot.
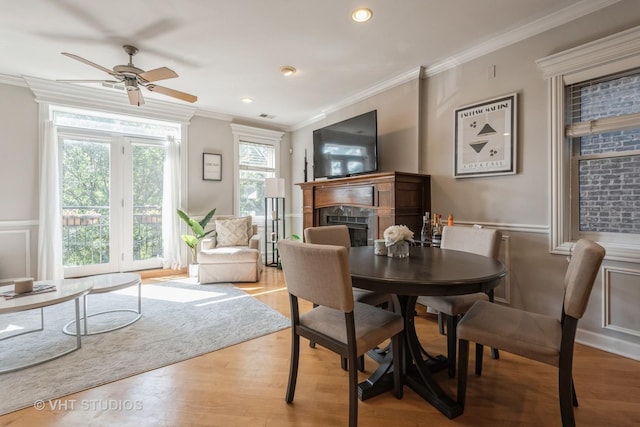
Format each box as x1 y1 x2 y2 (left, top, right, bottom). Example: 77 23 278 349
349 245 506 419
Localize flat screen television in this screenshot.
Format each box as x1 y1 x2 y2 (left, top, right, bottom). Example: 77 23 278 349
313 110 378 179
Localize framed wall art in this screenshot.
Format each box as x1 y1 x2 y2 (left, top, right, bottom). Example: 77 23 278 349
203 153 222 181
454 93 517 178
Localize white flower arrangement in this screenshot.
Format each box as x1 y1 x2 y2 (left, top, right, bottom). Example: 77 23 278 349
383 224 414 247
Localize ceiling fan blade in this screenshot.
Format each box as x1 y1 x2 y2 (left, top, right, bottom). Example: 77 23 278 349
138 67 178 83
127 89 145 106
62 52 116 76
57 79 121 83
147 84 197 103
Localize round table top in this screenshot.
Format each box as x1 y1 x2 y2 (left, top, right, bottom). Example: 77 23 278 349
349 245 506 296
0 279 93 314
79 272 141 294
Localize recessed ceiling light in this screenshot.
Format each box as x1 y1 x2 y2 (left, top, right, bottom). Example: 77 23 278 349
241 97 253 104
352 8 372 23
280 66 297 76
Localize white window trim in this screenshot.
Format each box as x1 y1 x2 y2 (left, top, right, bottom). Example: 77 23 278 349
536 25 640 263
230 124 284 216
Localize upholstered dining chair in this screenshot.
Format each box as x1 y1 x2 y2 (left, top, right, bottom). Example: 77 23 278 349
417 225 502 377
304 225 392 307
456 239 605 427
277 239 403 427
304 225 394 371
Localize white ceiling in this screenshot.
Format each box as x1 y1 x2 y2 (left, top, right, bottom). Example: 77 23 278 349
0 0 618 129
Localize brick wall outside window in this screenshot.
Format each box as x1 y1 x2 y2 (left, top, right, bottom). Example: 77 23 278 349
571 72 640 234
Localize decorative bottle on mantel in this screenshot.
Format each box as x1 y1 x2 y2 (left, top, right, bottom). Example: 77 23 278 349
448 213 454 227
420 212 431 247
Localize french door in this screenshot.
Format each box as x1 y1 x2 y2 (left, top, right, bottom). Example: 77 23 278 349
60 131 166 277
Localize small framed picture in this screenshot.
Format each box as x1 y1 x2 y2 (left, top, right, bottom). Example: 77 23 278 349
454 93 517 178
203 153 222 181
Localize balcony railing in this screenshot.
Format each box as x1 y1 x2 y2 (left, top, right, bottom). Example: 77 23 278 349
62 206 163 267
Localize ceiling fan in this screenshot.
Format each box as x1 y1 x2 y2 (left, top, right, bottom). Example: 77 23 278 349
60 45 197 106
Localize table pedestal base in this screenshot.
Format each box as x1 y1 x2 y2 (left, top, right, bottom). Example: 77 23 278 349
357 295 463 419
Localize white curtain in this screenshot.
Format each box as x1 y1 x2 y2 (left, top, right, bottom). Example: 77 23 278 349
162 135 182 269
37 121 64 280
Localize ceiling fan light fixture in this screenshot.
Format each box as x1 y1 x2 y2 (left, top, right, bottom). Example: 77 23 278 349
280 66 296 76
352 8 372 23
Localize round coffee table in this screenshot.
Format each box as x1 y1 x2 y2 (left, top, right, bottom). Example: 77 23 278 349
63 272 142 336
0 278 93 374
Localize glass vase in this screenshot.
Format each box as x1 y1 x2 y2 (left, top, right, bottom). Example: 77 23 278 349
387 240 410 258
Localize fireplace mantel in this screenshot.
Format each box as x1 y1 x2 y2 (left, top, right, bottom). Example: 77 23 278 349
297 171 431 241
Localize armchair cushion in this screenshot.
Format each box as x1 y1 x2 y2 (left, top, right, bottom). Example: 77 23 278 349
215 216 252 247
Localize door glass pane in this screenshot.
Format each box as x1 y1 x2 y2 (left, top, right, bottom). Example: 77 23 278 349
132 144 165 262
61 138 110 267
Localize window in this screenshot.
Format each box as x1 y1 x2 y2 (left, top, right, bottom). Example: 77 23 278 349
231 124 284 219
238 141 276 217
567 70 640 243
537 26 640 261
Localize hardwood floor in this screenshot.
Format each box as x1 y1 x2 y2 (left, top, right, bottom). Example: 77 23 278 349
2 267 639 426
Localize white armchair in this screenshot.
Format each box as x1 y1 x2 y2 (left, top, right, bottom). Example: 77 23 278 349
197 216 262 283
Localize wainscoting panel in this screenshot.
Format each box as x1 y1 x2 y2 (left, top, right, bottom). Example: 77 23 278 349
493 234 511 304
603 266 640 337
0 229 31 279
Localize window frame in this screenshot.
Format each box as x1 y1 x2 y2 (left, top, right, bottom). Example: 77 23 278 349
537 25 640 262
230 124 284 219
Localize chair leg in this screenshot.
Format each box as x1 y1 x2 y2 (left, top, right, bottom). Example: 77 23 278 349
392 333 403 399
457 339 469 407
446 314 457 378
309 304 318 348
347 353 358 427
490 347 500 359
475 344 484 376
286 333 300 403
559 367 576 427
437 311 445 335
572 378 578 407
340 355 365 372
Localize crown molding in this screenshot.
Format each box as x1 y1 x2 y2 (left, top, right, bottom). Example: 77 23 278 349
194 109 233 122
290 67 422 132
290 112 327 132
292 0 619 129
22 76 197 124
323 67 422 115
0 74 27 87
424 0 620 78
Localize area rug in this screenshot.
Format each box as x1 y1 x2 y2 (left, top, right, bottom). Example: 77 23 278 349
0 279 290 415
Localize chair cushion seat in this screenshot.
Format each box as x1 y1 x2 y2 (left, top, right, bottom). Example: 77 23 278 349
457 300 562 367
199 247 259 264
418 293 488 316
300 302 404 355
353 288 392 307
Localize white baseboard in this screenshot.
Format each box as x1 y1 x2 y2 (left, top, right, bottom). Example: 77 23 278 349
576 328 640 361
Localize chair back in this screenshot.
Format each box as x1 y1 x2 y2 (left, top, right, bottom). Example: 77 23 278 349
563 239 605 319
277 239 354 312
304 225 351 248
440 226 501 259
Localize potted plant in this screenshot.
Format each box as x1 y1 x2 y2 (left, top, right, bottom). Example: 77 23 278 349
177 207 217 277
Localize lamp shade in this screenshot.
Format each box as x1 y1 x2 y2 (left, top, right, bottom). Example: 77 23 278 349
265 177 285 198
